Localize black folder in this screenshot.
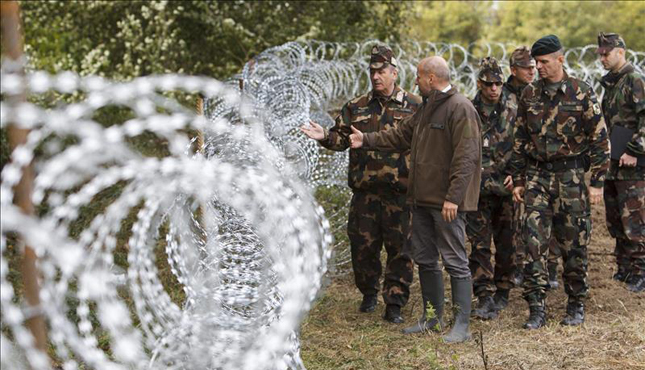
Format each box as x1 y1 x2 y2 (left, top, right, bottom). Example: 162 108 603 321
610 125 645 166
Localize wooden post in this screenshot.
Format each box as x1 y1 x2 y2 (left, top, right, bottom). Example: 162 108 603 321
196 96 204 153
1 0 49 354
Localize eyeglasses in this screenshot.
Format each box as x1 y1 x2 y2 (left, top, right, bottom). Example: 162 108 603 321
482 81 503 87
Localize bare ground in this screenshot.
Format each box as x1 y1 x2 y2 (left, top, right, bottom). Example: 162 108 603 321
300 203 645 370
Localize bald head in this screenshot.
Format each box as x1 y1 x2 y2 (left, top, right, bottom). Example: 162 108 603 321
420 56 450 82
416 56 451 96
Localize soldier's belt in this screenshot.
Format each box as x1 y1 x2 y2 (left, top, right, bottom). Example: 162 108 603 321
529 157 587 172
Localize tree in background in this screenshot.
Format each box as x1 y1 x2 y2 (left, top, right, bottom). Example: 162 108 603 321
407 1 644 52
408 1 492 46
489 1 645 51
19 1 411 80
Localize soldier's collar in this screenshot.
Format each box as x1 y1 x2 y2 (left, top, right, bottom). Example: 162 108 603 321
538 70 569 96
559 70 571 94
368 85 403 105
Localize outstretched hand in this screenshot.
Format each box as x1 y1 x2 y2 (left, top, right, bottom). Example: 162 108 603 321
349 126 364 148
300 120 325 141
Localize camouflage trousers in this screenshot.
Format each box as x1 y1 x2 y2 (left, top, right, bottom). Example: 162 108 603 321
348 191 413 307
522 168 591 305
514 202 561 271
604 180 645 277
466 193 516 297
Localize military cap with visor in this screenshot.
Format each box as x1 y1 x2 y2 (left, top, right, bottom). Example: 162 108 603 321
370 45 398 70
531 35 562 57
510 46 536 68
478 57 504 83
596 32 626 54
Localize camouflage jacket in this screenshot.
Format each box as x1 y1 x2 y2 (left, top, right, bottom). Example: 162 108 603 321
510 71 610 188
503 76 528 105
320 85 422 193
600 63 645 180
472 89 517 196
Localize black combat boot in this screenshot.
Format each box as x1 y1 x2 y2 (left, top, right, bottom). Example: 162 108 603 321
471 295 497 320
402 270 444 334
359 294 377 313
523 302 546 330
560 301 584 326
493 289 510 311
547 263 559 290
383 304 404 323
443 277 472 343
626 275 645 293
613 268 629 282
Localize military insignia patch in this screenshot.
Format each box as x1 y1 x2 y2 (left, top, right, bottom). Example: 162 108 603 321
593 103 601 115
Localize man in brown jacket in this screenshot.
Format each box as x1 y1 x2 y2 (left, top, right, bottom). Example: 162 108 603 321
349 56 482 343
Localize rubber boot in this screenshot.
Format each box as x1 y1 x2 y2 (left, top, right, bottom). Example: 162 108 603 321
402 270 444 334
443 277 472 343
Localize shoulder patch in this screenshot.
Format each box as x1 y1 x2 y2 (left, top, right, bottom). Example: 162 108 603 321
593 102 601 115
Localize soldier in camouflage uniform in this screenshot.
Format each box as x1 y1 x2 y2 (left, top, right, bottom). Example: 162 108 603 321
504 47 563 290
597 32 645 293
467 57 517 320
510 35 610 329
301 45 422 322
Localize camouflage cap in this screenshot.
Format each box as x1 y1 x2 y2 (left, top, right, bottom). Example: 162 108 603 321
370 45 398 70
510 46 536 68
478 57 503 83
596 32 627 54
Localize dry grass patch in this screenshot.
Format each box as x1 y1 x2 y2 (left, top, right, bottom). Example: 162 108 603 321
301 203 645 370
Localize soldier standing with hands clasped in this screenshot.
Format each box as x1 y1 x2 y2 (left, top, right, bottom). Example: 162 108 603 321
510 35 610 329
597 32 645 293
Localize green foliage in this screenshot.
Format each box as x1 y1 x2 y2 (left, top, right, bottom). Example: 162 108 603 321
409 1 493 46
19 1 412 80
409 1 643 51
15 0 643 84
490 1 645 50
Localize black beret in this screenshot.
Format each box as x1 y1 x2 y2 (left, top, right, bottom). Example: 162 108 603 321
531 35 562 57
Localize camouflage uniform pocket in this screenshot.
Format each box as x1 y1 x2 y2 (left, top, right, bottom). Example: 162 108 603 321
351 116 371 131
559 169 589 216
557 103 584 137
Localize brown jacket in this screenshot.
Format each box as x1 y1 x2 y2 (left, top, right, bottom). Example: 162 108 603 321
363 87 482 211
